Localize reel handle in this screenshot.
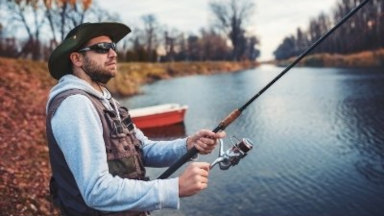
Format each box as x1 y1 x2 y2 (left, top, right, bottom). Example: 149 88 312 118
210 138 253 170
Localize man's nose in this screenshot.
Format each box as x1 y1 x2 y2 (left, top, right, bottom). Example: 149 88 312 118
108 48 117 58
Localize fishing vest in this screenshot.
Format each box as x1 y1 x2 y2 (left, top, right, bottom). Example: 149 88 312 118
46 89 148 216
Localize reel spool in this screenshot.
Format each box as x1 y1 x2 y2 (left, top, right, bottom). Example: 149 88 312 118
210 137 253 170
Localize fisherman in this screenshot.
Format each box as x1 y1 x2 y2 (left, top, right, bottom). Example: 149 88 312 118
46 22 225 216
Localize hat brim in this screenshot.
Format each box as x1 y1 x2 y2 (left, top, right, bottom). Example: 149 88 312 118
48 22 131 80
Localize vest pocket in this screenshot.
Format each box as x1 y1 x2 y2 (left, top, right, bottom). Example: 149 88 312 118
103 107 146 180
107 157 137 178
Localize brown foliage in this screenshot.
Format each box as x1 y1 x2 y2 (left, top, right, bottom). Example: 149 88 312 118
0 57 59 215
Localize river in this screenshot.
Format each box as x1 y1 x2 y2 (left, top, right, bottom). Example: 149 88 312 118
119 65 384 216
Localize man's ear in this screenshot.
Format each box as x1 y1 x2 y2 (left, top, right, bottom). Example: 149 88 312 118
69 52 84 67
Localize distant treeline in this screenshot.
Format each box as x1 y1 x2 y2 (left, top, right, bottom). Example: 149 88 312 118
123 24 260 63
0 0 259 62
273 0 383 60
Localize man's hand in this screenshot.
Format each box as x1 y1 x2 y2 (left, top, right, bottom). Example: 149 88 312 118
179 162 210 197
186 129 226 154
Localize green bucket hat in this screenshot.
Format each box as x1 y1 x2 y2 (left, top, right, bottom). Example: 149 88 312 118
48 22 131 80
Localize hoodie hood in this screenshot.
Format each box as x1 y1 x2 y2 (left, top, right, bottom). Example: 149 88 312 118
46 74 114 113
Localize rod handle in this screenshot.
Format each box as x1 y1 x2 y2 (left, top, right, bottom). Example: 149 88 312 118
217 109 241 131
158 147 199 179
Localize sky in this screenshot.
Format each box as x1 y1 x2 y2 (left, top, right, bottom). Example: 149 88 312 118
98 0 340 60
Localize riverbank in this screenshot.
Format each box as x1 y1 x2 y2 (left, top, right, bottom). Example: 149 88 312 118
0 57 257 215
107 61 258 96
274 49 384 68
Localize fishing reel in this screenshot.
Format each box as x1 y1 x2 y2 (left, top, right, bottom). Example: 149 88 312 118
210 137 253 170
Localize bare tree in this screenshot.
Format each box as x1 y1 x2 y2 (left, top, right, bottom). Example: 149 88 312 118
309 13 332 53
200 28 231 61
1 0 125 61
163 28 181 62
294 28 309 55
186 35 200 61
209 0 256 61
141 14 160 62
273 36 296 60
5 0 46 60
43 0 93 42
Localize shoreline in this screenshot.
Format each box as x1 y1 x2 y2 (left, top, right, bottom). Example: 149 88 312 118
107 61 259 97
272 49 384 68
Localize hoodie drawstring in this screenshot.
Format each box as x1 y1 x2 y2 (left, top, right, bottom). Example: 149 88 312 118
112 99 122 122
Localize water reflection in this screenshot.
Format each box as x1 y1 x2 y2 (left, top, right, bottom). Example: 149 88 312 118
356 160 384 185
334 95 384 185
138 122 186 141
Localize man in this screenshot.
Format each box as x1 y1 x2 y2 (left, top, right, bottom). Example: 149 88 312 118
46 22 225 216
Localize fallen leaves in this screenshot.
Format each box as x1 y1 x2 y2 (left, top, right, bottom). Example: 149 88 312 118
0 57 59 215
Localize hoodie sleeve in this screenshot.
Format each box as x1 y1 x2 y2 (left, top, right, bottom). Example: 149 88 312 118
134 129 188 167
51 95 180 212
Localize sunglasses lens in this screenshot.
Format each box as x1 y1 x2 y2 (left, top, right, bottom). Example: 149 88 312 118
94 47 110 53
96 43 115 53
82 42 116 53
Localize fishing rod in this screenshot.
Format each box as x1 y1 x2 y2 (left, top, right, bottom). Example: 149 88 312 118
158 0 372 179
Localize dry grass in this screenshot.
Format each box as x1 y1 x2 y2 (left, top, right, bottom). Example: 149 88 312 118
276 49 384 68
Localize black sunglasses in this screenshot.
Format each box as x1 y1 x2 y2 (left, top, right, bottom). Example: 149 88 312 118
78 42 117 54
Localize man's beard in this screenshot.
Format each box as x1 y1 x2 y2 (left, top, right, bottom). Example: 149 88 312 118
82 56 115 84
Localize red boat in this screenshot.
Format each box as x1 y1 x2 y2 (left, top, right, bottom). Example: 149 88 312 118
129 104 188 129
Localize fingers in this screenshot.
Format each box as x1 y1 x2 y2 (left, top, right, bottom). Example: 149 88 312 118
195 140 215 154
197 129 226 139
192 130 226 154
192 162 210 177
179 162 211 197
187 129 227 154
195 162 210 171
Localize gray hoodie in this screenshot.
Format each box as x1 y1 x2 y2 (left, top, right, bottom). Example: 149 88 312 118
47 74 187 212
